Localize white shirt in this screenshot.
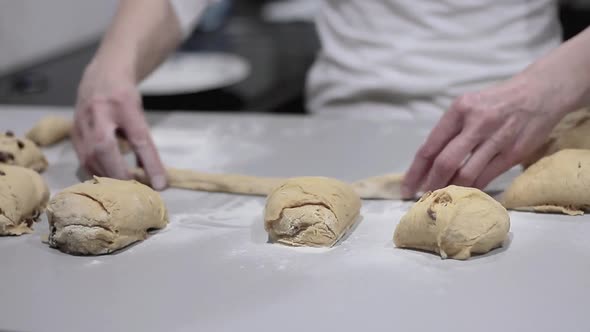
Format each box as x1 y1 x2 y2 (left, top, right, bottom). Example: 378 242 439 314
172 1 562 118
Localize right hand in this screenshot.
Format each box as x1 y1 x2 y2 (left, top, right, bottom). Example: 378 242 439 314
72 61 167 190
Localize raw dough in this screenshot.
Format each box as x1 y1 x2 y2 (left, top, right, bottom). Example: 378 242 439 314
264 177 361 247
25 116 130 151
47 177 168 255
132 167 404 200
25 116 72 146
0 131 47 172
0 164 50 235
504 149 590 215
394 185 510 260
522 107 590 168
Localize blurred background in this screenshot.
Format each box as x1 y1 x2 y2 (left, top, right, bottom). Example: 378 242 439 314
0 0 588 114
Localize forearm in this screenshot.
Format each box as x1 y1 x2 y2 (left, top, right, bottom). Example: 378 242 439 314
90 0 187 82
520 27 590 114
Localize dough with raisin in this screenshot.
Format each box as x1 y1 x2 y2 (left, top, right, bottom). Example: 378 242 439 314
394 185 510 260
0 164 49 235
47 177 168 255
0 131 47 172
264 177 361 247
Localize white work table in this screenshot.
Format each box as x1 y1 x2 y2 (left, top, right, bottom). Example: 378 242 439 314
0 105 589 332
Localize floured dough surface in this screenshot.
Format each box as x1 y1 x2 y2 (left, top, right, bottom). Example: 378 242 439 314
264 177 361 247
26 116 73 146
0 131 47 172
0 164 50 235
504 149 590 215
522 107 590 168
394 185 510 260
47 177 168 255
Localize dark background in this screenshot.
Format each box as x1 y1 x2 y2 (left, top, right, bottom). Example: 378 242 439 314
0 1 588 114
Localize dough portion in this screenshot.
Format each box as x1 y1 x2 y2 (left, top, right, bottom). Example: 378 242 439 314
25 116 73 146
0 164 50 235
504 149 590 215
0 131 47 172
394 185 510 260
522 107 590 168
132 167 404 200
264 177 362 247
47 177 168 255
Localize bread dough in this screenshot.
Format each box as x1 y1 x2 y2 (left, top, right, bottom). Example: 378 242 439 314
522 107 590 168
264 177 362 247
351 173 404 199
132 167 404 200
504 149 590 215
25 116 73 146
394 185 510 260
0 131 47 172
0 164 50 235
47 177 168 255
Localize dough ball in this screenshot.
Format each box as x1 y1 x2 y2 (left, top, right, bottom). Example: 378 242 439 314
394 185 510 260
264 177 361 247
522 107 590 168
0 131 47 172
0 164 50 235
504 149 590 215
25 116 73 147
47 177 168 255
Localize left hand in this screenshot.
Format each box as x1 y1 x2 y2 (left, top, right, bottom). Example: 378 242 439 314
401 75 566 199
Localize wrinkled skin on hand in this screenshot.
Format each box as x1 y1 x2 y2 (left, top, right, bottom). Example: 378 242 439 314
402 76 566 198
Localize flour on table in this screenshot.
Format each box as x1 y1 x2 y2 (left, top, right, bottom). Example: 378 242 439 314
151 127 269 170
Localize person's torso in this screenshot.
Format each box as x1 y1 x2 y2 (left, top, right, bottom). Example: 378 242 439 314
306 0 562 117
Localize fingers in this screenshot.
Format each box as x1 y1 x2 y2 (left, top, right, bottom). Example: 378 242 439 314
452 118 520 188
90 105 130 179
420 129 480 192
401 109 463 198
118 104 167 190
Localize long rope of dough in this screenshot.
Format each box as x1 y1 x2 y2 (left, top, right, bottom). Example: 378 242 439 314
27 116 405 199
132 168 404 200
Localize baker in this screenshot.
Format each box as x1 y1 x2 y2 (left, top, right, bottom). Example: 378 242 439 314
73 0 590 198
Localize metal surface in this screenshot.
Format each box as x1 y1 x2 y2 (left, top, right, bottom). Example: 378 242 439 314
1 106 589 332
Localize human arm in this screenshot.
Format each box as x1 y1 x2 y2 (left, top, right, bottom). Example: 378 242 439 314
401 27 590 198
73 0 211 189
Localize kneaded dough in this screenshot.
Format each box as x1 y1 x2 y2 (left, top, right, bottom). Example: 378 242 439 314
522 107 590 168
25 116 73 146
394 185 510 260
0 164 50 235
47 177 168 255
264 177 362 247
0 131 47 172
132 167 404 200
504 149 590 215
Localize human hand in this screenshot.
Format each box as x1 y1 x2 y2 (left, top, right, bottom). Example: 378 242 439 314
72 61 167 190
401 76 566 199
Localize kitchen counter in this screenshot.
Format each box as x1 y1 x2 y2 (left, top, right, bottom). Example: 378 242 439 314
1 105 589 332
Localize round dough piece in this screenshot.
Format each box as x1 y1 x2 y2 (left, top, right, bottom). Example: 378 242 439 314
522 107 590 168
0 164 50 235
504 149 590 215
264 177 362 247
47 177 168 255
0 131 47 172
25 116 73 146
394 185 510 260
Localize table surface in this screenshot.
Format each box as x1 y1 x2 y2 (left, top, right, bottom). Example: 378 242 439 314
1 105 589 332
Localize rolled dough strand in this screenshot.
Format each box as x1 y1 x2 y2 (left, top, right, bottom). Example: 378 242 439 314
132 167 286 196
26 116 73 146
351 173 404 200
26 116 130 152
132 167 405 199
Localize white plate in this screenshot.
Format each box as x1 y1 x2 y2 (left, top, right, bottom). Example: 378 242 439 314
139 52 251 96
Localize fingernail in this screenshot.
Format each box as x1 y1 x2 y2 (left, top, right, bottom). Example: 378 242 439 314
151 175 167 191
